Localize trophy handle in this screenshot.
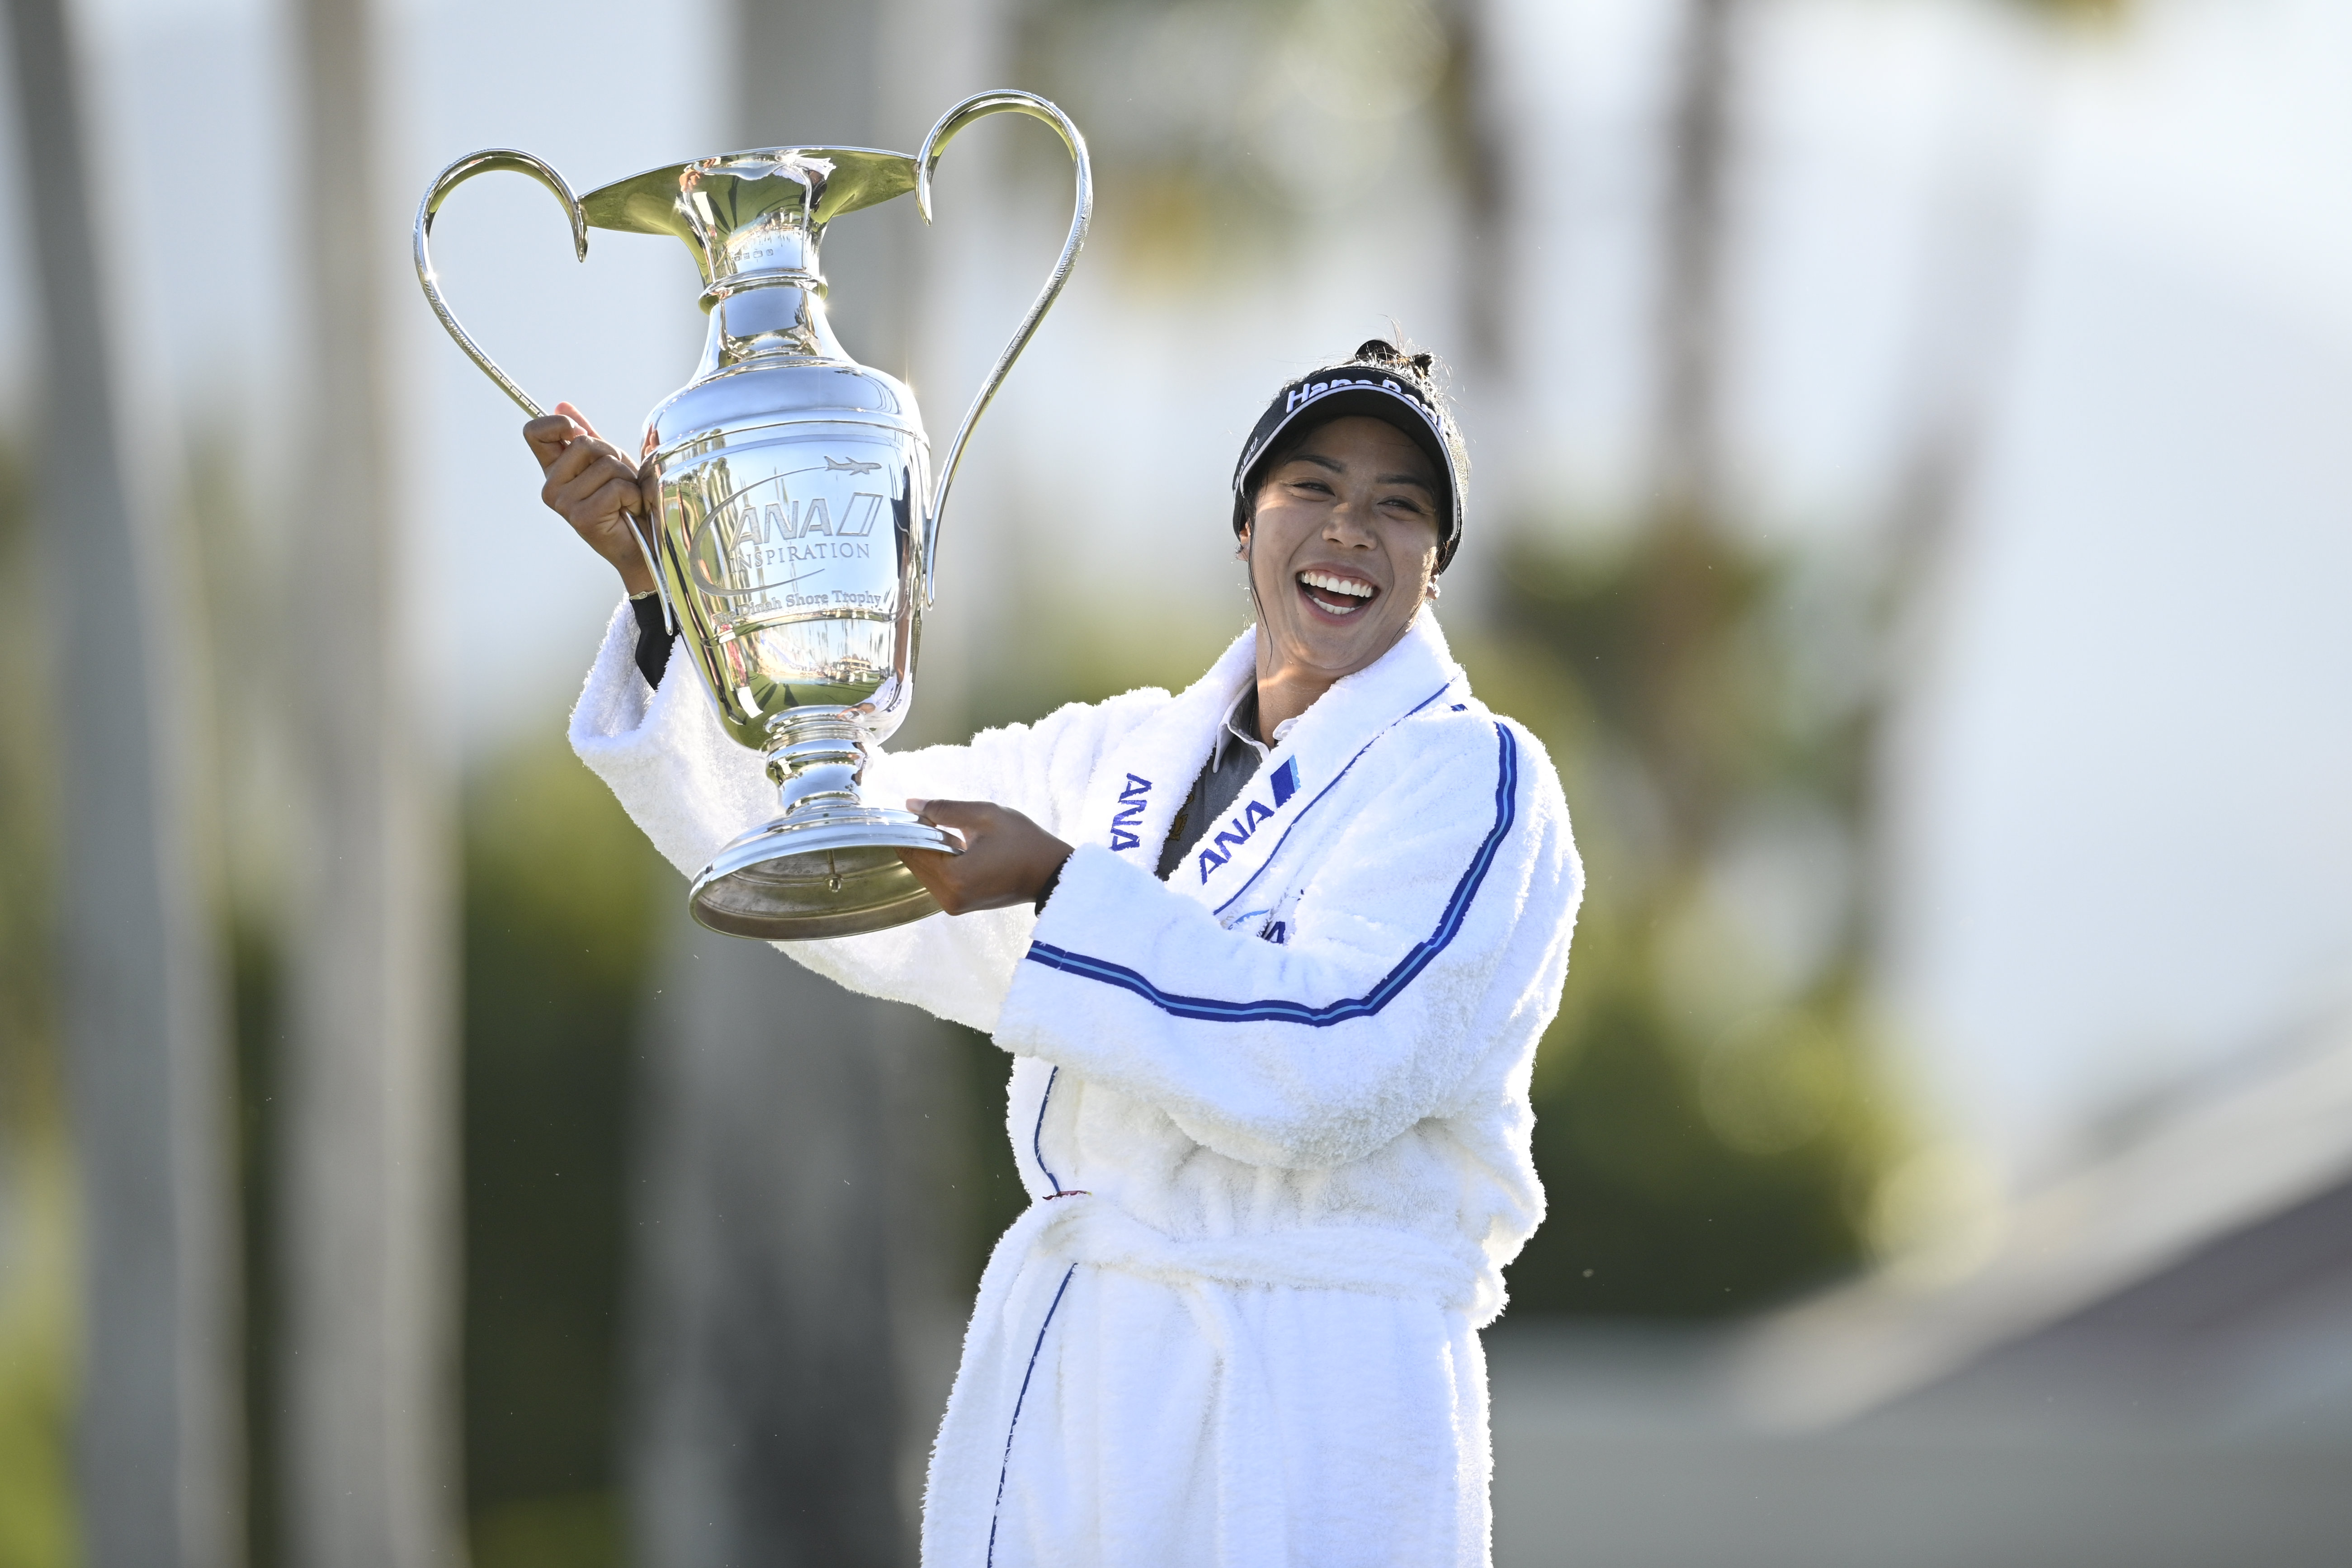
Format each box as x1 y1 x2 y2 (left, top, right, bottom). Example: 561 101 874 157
915 91 1094 608
415 149 585 418
413 149 673 633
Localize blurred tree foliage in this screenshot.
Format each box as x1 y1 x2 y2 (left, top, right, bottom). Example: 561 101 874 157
2012 0 2130 22
1464 519 1901 1317
458 737 669 1566
178 422 295 1568
454 732 1030 1566
0 438 75 1566
1011 0 1485 286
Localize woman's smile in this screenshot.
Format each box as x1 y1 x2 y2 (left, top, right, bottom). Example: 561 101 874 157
1296 566 1381 618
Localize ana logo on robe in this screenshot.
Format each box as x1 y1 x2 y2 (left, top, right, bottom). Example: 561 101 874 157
1107 774 1152 853
1196 759 1299 883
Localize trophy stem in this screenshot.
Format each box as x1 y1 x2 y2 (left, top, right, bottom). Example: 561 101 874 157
687 709 959 940
763 711 869 817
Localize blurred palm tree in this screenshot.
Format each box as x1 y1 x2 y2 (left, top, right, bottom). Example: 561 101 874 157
3 1 240 1561
1481 0 1896 1315
957 0 2144 1320
278 0 461 1562
0 439 75 1567
1012 0 1473 283
1497 0 2143 1314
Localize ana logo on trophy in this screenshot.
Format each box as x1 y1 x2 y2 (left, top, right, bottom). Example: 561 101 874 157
688 456 895 599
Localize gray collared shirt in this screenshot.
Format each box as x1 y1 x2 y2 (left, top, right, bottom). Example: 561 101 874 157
1154 687 1298 881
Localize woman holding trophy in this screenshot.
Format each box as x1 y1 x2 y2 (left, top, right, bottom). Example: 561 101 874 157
532 337 1581 1566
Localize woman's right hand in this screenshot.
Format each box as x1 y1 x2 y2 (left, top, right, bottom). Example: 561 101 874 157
524 401 657 596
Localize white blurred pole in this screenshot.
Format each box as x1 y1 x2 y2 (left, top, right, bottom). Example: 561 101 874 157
281 0 459 1563
1 0 239 1564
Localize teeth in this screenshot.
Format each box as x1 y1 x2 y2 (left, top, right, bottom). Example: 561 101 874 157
1299 571 1374 599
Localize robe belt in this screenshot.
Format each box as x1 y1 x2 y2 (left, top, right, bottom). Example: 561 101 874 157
1008 1191 1488 1309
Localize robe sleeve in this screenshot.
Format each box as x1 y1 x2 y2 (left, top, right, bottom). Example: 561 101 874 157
567 596 1155 1031
776 685 1159 1032
993 714 1578 1170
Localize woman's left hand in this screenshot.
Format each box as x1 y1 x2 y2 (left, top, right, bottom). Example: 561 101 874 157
900 799 1074 915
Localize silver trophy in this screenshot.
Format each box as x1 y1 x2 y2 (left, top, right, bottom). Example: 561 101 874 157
415 92 1091 940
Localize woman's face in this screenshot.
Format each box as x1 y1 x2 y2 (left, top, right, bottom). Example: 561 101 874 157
1242 415 1443 679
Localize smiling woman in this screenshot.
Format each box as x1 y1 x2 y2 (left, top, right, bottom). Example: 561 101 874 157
543 338 1580 1568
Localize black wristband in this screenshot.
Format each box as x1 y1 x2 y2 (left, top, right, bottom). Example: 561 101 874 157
630 592 675 689
1033 851 1072 912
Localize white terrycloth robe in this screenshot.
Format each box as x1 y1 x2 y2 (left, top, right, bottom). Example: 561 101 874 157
571 606 1582 1568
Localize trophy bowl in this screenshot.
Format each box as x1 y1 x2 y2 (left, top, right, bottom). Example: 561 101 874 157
415 94 1091 940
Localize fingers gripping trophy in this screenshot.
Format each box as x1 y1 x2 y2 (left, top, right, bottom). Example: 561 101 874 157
414 92 1091 940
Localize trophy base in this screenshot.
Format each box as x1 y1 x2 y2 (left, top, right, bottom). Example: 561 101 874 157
688 806 959 940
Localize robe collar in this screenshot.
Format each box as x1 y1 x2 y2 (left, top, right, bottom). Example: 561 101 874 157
1079 611 1462 910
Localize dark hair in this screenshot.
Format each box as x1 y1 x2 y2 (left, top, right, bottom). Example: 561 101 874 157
1351 336 1437 379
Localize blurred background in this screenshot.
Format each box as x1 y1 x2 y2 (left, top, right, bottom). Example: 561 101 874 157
1 0 2349 1563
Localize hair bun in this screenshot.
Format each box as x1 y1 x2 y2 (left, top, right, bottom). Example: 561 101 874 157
1348 338 1436 382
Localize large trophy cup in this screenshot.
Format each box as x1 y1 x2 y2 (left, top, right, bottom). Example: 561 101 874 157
415 92 1090 940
